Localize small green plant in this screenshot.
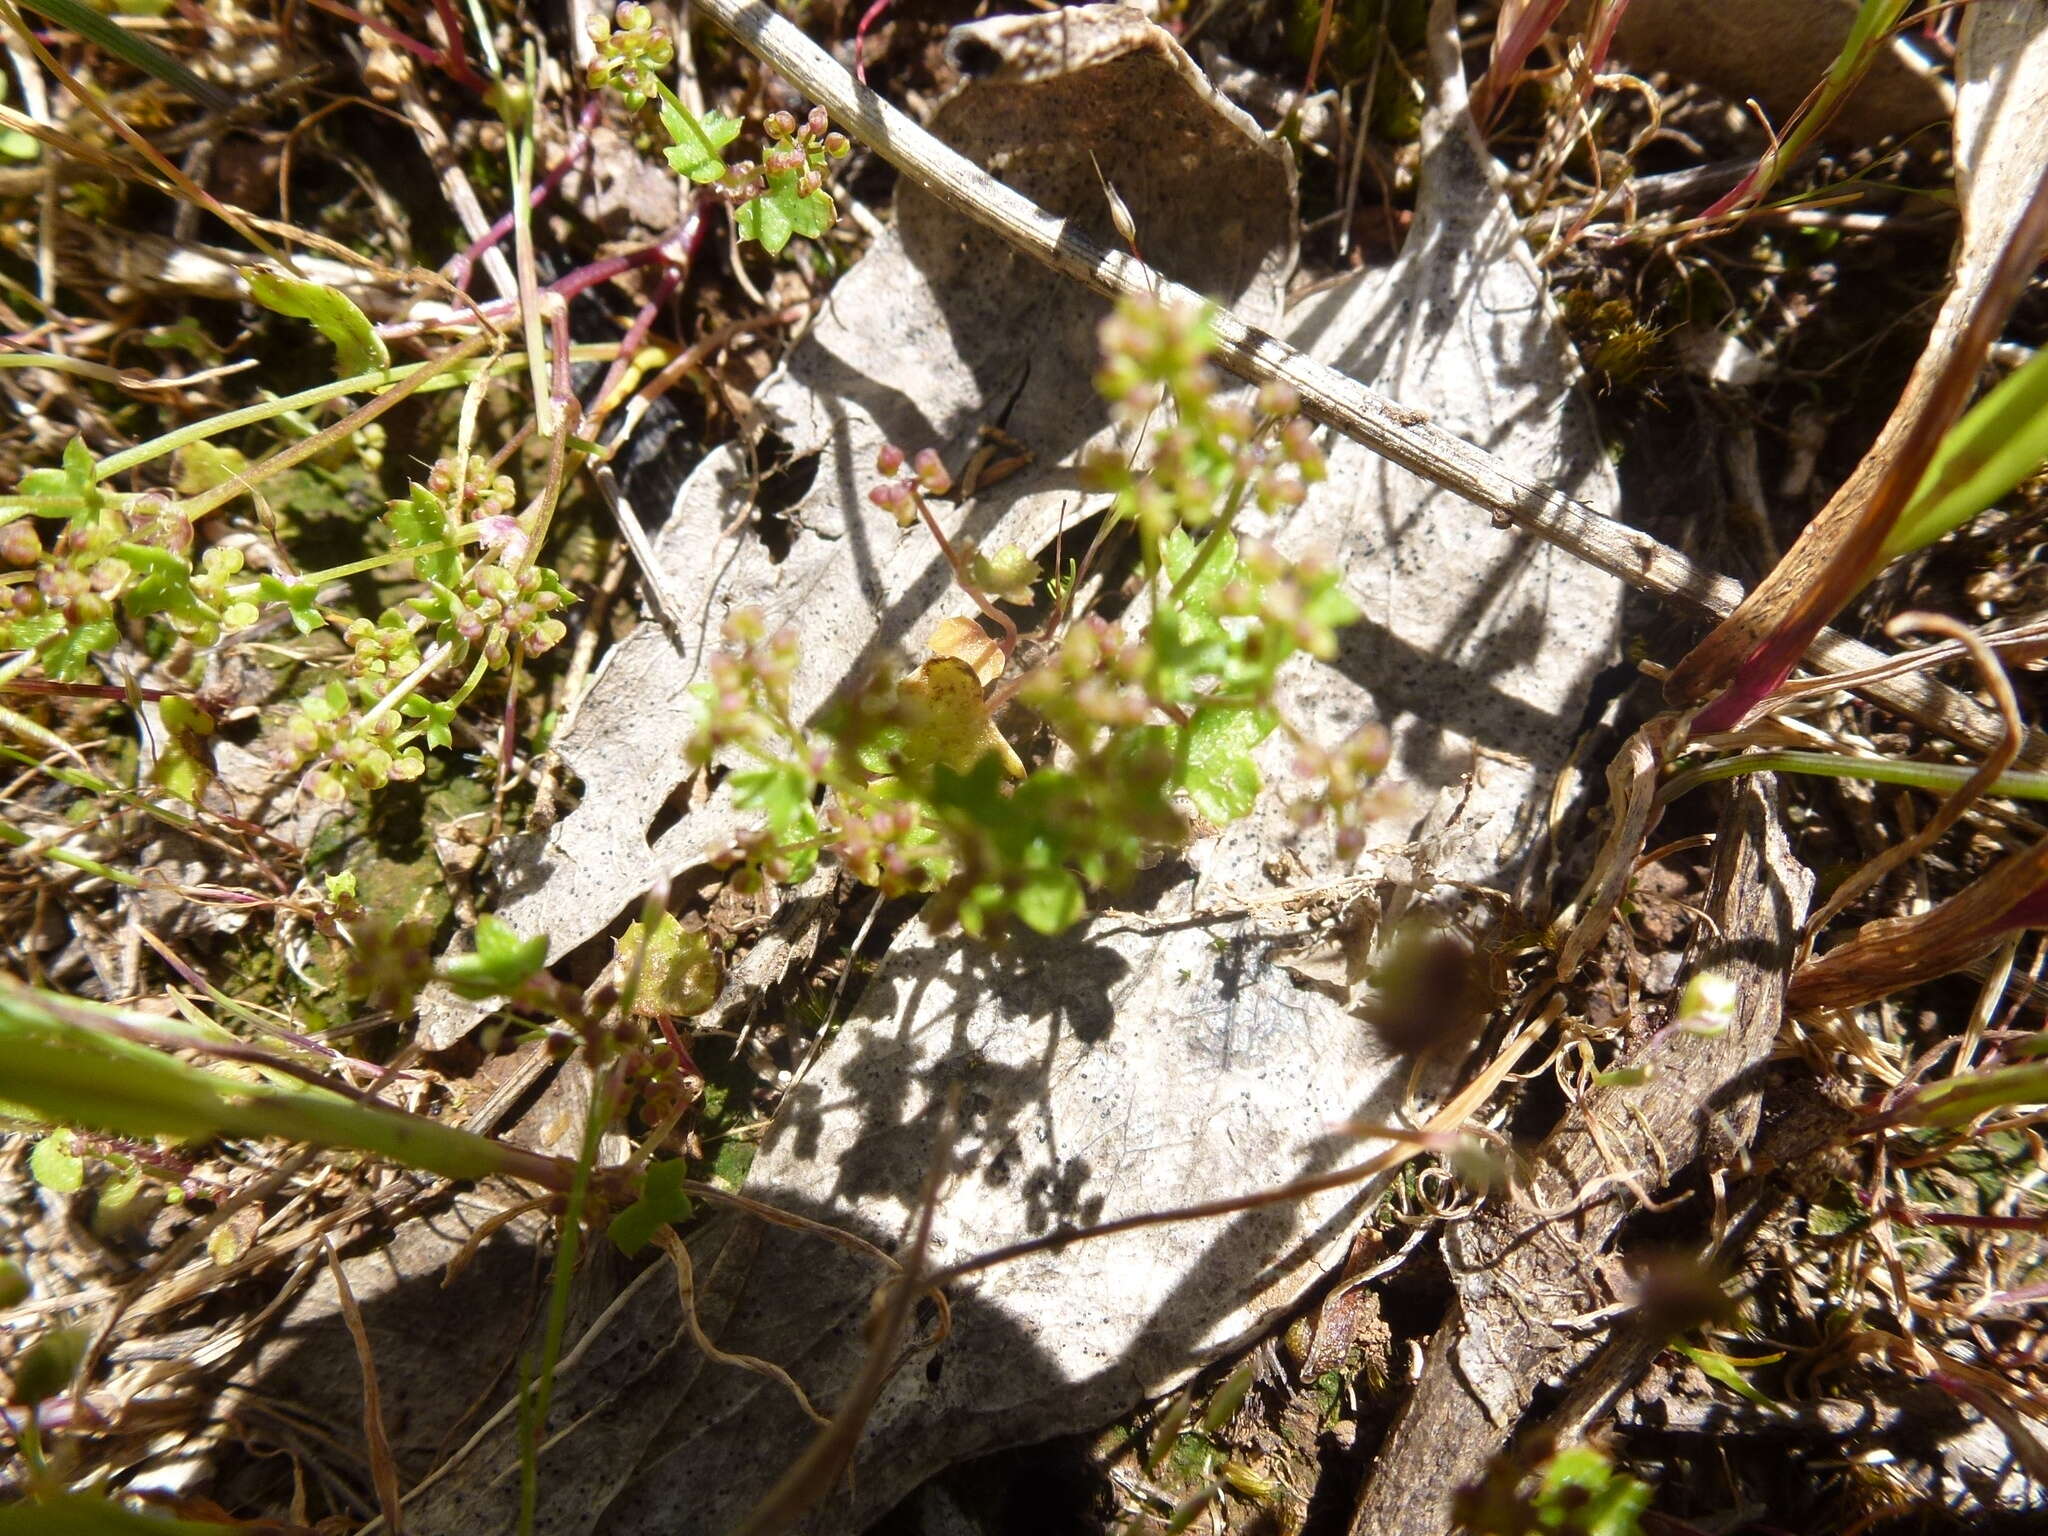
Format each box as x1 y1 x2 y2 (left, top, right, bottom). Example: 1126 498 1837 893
587 2 850 253
1455 1438 1652 1536
691 295 1388 937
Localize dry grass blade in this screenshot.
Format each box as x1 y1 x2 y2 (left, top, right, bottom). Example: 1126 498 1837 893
324 1237 406 1535
1789 831 2048 1013
651 1227 831 1427
1554 713 1687 979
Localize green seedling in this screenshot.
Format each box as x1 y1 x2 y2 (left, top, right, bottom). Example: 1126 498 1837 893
692 295 1378 937
588 2 851 254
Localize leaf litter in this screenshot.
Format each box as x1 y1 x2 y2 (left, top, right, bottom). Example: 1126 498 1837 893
401 4 1623 1529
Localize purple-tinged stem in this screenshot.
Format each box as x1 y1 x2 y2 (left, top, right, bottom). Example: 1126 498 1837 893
449 96 605 291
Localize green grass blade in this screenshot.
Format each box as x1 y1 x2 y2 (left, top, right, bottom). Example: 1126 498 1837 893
0 1491 244 1533
0 976 568 1188
15 0 233 113
1881 342 2048 562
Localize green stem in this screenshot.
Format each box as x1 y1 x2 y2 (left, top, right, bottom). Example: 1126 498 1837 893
224 537 468 600
92 346 618 484
1164 475 1252 608
442 648 495 712
0 975 583 1188
356 640 458 732
1661 749 2048 806
179 334 494 522
510 99 558 442
0 815 145 887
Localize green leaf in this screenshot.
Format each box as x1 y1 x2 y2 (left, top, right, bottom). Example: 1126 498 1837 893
171 440 249 495
1153 526 1237 699
38 617 118 681
1883 342 2048 563
1535 1444 1652 1536
1179 705 1273 825
440 914 548 1000
659 102 741 183
387 484 460 586
242 267 391 378
607 1158 694 1256
736 191 792 254
731 761 815 838
1014 868 1085 935
30 1130 83 1192
11 1325 88 1405
737 184 835 255
151 695 217 805
0 611 67 653
2 976 545 1186
23 435 101 517
121 543 209 628
400 695 458 752
254 573 326 634
16 0 230 110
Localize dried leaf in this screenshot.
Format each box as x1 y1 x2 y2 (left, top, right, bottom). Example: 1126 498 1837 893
416 1 1294 1049
405 6 1625 1531
889 655 1021 778
927 615 1004 685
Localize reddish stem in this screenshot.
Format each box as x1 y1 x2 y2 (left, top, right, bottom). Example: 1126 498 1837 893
304 0 488 92
449 96 605 292
428 0 476 87
585 197 712 423
854 0 891 84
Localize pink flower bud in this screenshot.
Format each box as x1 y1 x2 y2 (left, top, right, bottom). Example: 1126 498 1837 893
912 448 951 495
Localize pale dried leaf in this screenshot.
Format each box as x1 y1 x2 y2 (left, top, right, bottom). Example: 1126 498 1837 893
418 2 1293 1048
404 5 1625 1530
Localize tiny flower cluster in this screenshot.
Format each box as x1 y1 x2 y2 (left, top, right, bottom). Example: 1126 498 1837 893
590 23 851 258
0 442 283 683
584 2 675 111
687 608 803 769
866 442 953 529
283 460 576 802
1083 307 1326 540
684 294 1384 939
733 109 849 204
1290 723 1396 860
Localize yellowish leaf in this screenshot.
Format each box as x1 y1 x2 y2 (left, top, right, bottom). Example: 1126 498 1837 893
928 616 1004 685
899 656 1023 777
